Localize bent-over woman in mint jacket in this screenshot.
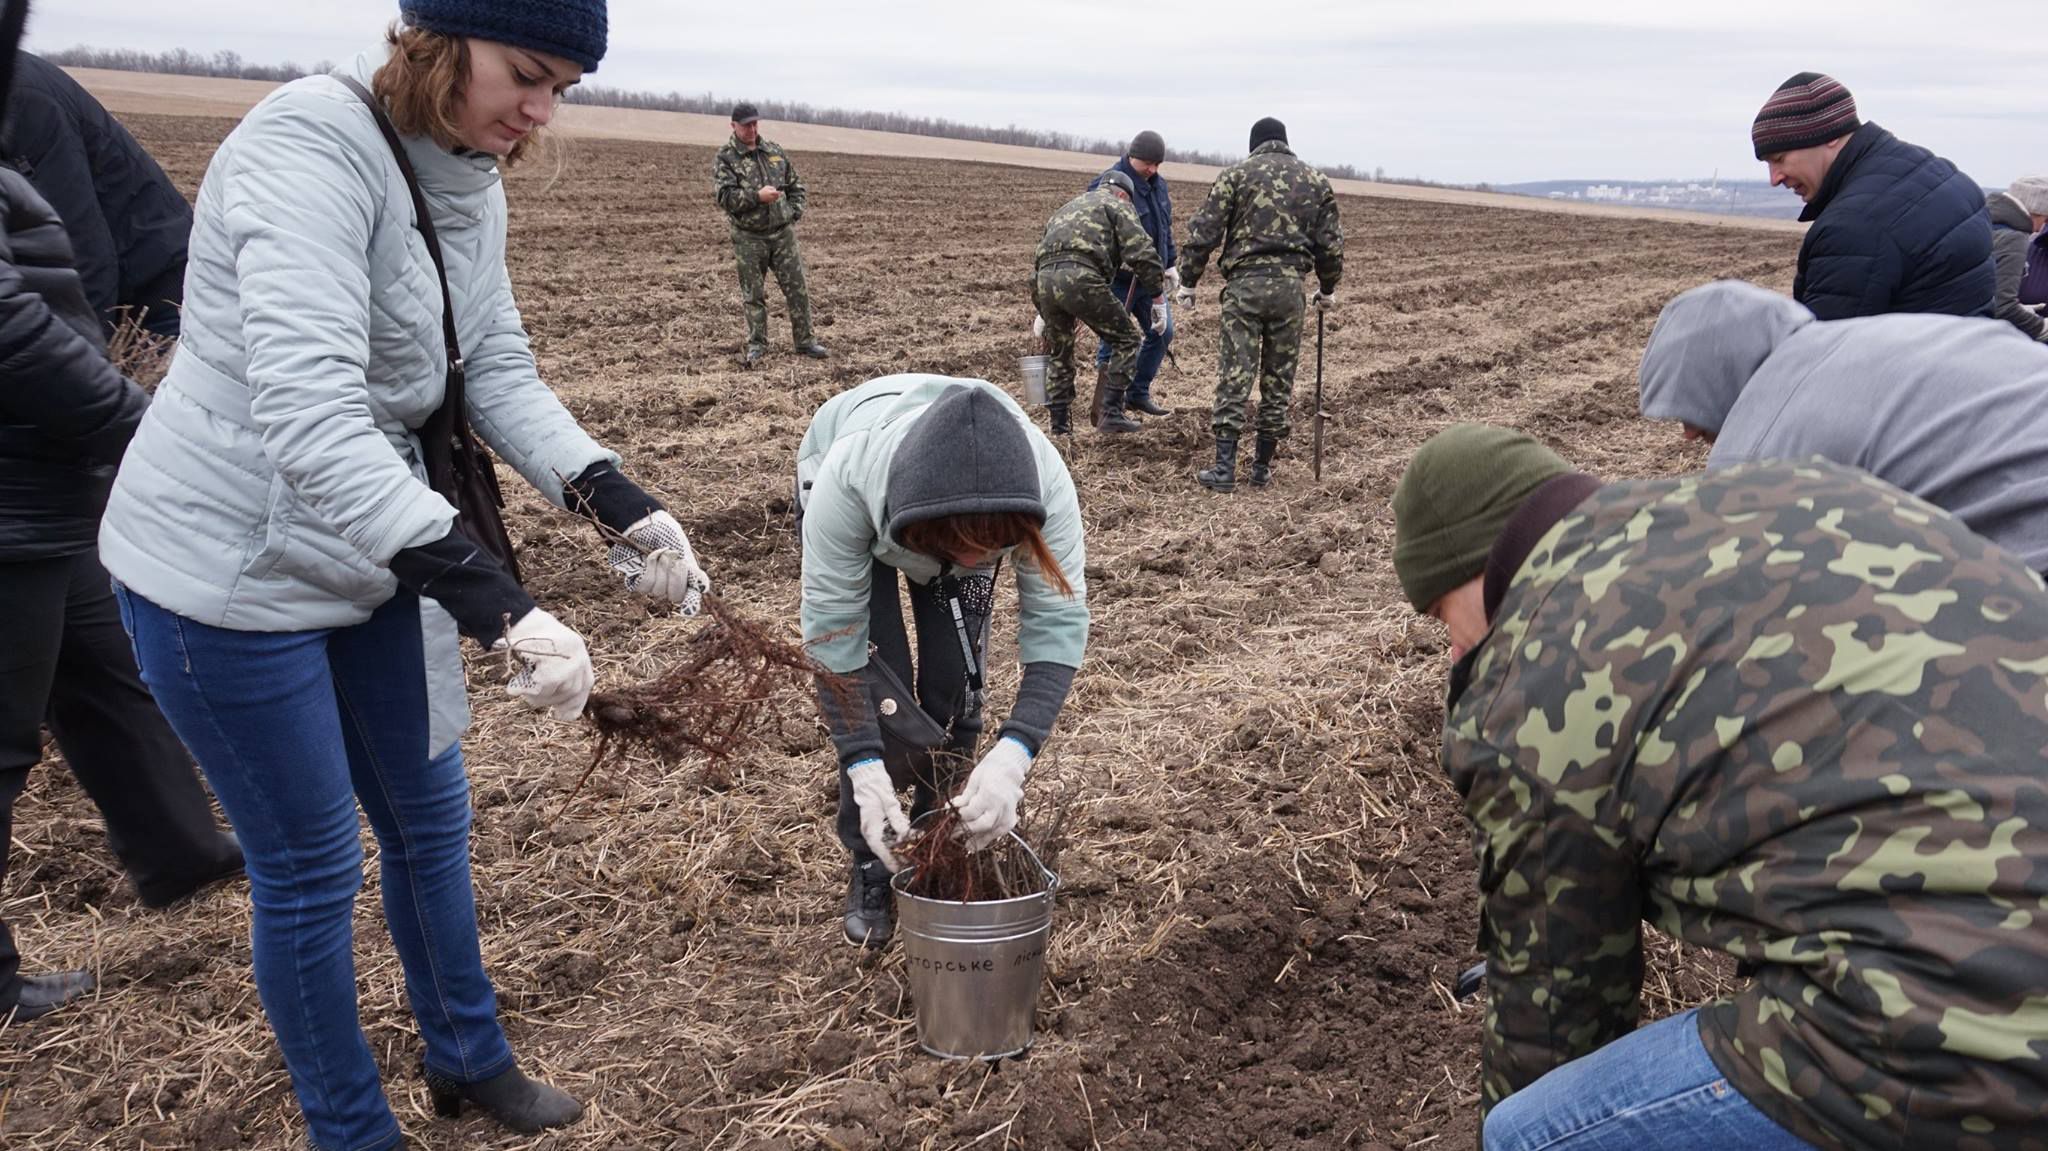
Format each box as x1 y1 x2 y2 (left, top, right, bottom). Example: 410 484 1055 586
96 6 707 1149
796 376 1088 948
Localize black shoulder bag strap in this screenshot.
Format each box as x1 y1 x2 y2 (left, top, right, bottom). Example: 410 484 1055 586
339 75 521 583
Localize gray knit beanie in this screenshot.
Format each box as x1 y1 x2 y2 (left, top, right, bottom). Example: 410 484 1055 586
885 386 1043 543
1392 425 1572 612
2009 176 2048 218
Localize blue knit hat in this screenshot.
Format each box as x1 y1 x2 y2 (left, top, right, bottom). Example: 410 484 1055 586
400 0 608 73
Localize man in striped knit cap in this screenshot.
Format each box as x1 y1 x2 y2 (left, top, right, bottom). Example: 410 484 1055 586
1751 72 1993 321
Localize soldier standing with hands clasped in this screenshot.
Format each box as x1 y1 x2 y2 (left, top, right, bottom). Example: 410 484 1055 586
1176 116 1342 492
714 101 828 364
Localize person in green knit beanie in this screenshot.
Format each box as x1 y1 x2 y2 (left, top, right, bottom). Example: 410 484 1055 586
1391 424 1587 659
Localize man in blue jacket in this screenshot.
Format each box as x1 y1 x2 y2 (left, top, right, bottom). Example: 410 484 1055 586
1087 130 1176 417
1751 72 1993 321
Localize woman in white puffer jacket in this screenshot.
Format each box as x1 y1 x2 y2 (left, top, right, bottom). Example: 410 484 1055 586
99 5 702 1148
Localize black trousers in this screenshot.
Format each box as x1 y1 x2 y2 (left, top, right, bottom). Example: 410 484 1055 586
834 560 990 866
0 548 236 1004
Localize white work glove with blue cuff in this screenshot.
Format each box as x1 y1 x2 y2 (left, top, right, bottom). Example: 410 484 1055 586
612 510 711 617
951 737 1032 851
498 607 594 721
847 759 909 871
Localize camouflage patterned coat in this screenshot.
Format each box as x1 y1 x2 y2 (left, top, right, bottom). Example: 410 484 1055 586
1033 188 1164 297
1177 140 1342 293
1446 460 2048 1151
713 136 807 234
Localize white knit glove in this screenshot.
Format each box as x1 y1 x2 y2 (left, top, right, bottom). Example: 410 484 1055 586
1312 289 1334 312
1174 285 1196 311
1163 266 1182 295
1150 300 1168 335
611 510 710 617
950 737 1031 851
846 759 909 871
498 608 594 721
1032 313 1046 340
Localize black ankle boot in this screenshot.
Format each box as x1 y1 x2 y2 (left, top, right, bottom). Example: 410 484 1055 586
423 1062 582 1133
1198 438 1238 492
843 858 894 948
1048 403 1071 436
1098 387 1141 433
1249 435 1278 488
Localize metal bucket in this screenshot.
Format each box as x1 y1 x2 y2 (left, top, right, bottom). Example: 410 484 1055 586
891 835 1058 1060
1017 355 1049 406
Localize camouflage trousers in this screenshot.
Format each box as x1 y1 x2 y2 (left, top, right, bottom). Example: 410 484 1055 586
731 224 815 349
1213 272 1306 440
1033 262 1143 406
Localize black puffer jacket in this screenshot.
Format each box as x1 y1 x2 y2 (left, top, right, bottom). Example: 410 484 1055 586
4 53 189 336
1987 191 2047 340
0 163 147 560
1793 122 1995 321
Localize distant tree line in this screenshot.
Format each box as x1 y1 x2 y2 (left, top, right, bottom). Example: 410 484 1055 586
41 44 1459 187
43 45 330 84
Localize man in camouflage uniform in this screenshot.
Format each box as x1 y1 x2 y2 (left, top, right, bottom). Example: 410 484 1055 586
1391 423 2048 1151
1032 169 1164 435
1175 117 1342 492
713 102 828 364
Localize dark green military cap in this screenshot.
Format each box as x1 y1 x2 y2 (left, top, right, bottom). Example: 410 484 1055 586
1392 424 1570 612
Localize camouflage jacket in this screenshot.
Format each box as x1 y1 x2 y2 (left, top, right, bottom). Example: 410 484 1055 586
1177 140 1342 293
1033 188 1164 296
713 136 807 233
1446 460 2048 1151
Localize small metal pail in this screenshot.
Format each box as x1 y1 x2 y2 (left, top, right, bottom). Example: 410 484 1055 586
891 834 1058 1060
1017 355 1050 406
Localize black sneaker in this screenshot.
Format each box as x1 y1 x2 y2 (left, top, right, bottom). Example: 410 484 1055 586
843 859 894 948
796 341 830 359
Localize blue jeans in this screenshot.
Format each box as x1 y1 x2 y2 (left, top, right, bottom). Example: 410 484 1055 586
1483 1009 1817 1151
115 586 512 1151
1095 290 1173 401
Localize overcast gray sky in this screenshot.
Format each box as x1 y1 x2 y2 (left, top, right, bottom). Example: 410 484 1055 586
26 1 2046 187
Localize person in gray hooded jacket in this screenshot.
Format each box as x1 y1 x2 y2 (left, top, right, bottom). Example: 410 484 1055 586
795 375 1087 947
1638 279 2048 572
1987 188 2048 340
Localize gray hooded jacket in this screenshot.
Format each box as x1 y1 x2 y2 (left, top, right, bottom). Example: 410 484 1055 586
1987 191 2047 340
1639 280 2048 571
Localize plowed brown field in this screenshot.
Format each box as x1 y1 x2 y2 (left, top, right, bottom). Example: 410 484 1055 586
1 112 1797 1150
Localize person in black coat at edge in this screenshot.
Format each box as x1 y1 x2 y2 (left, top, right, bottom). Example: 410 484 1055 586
0 0 239 1025
1751 72 1994 321
3 49 189 336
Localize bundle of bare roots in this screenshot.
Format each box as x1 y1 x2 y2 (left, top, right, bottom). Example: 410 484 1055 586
549 486 860 817
572 592 849 800
108 312 175 390
896 767 1070 903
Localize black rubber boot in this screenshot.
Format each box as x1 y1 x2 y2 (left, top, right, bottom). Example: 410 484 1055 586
843 858 894 948
1128 392 1172 417
1248 435 1279 488
5 970 96 1022
423 1061 583 1134
1198 438 1238 492
796 341 830 359
1047 403 1071 436
1098 387 1142 434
